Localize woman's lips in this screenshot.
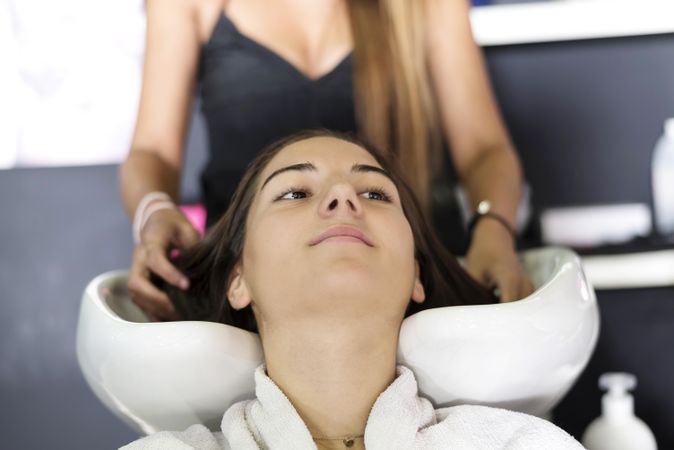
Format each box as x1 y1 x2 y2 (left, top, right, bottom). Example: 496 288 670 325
309 225 374 247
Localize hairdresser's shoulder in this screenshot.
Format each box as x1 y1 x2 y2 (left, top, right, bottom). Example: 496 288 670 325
119 424 230 450
431 404 585 449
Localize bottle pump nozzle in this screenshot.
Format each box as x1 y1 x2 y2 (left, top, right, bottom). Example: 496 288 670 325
600 372 636 395
599 372 636 419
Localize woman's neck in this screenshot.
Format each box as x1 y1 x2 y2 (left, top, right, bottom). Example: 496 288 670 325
262 319 399 450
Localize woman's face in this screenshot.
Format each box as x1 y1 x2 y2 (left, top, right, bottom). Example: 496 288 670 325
227 136 425 329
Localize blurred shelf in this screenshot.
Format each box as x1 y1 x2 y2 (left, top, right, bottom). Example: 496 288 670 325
582 249 674 290
471 0 674 46
575 236 674 290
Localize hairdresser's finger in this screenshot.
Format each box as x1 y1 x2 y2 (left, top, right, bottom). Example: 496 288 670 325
129 247 178 315
128 276 178 320
519 274 535 299
127 271 178 320
143 243 190 290
497 273 521 303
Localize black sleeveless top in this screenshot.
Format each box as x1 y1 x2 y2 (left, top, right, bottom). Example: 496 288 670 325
197 13 467 251
198 13 357 227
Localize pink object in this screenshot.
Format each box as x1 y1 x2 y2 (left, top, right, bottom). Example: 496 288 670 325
178 204 207 237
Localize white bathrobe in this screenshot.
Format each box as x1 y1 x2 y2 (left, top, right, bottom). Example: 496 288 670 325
121 365 585 449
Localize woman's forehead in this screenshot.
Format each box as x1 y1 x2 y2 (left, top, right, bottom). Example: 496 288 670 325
264 137 380 174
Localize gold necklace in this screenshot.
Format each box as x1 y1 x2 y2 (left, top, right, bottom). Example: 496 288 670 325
312 434 364 448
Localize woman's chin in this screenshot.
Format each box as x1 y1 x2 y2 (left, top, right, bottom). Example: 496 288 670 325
308 257 375 279
304 269 403 304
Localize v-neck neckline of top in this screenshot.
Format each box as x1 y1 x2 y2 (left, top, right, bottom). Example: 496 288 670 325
210 12 353 83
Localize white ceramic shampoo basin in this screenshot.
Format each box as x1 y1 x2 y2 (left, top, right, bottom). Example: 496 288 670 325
76 247 599 434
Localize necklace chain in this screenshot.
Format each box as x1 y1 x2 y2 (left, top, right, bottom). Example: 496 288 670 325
312 434 364 447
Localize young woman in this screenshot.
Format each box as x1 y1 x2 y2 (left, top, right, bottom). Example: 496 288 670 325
122 131 582 449
119 0 533 321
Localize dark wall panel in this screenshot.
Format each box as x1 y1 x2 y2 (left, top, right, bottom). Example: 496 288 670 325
486 34 674 208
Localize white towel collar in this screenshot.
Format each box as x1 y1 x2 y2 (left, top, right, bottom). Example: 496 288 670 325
221 364 436 450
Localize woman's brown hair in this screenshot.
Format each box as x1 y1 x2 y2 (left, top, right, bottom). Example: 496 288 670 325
156 130 495 331
348 0 441 214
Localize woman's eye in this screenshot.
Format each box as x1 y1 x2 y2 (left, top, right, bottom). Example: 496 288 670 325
277 188 310 201
361 188 391 202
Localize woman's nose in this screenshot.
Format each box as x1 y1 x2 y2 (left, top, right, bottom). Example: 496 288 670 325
318 183 363 218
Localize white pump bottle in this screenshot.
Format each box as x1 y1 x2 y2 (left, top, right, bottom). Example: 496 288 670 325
582 373 657 450
652 117 674 236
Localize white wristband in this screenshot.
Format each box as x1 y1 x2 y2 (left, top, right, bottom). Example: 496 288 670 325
132 192 173 244
136 201 176 244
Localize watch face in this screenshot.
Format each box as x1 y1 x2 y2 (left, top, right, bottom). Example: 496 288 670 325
477 200 491 214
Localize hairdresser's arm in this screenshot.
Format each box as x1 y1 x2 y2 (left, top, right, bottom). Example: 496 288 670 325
425 0 533 302
119 0 208 319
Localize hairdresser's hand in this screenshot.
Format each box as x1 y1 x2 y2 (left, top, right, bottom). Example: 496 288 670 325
465 219 534 303
128 208 201 321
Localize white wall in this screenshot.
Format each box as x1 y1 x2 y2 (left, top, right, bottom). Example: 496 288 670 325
0 0 145 169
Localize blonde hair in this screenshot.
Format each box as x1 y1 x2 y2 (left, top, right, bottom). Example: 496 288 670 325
348 0 441 214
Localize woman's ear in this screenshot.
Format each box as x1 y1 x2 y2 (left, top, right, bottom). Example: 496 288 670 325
411 260 425 304
227 264 252 310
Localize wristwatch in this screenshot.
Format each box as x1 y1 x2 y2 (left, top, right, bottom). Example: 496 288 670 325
467 200 516 241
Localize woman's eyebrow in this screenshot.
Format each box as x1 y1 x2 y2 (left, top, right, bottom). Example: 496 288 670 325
350 163 393 184
259 162 394 192
260 162 316 192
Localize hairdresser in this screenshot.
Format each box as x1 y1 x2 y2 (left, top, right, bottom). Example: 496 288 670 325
119 0 534 321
